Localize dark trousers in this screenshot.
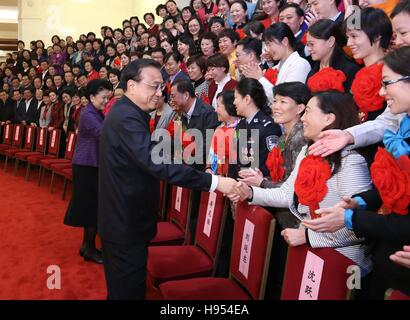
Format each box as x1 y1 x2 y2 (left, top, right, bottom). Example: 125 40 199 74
102 240 148 300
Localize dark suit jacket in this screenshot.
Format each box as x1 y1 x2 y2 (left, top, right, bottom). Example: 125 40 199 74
208 79 237 106
185 98 221 171
98 95 213 245
0 98 15 123
16 99 38 124
170 70 190 84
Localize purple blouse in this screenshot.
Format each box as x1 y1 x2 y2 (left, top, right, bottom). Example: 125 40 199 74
72 103 104 167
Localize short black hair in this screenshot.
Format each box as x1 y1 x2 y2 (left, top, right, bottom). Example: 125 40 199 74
237 37 263 59
144 13 155 21
164 51 182 64
279 2 305 17
187 55 207 74
216 90 237 117
273 82 311 105
206 53 230 73
156 4 167 16
343 7 392 50
209 16 225 29
383 46 410 79
86 79 112 100
150 47 166 56
391 0 410 18
263 22 296 50
217 29 240 45
243 20 265 38
120 59 161 91
171 79 196 98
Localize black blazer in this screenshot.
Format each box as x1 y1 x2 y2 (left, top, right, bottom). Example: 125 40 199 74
98 95 213 245
185 98 220 171
353 187 410 298
0 98 15 123
16 99 38 124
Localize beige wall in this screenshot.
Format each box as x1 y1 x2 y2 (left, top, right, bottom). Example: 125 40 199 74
18 0 165 46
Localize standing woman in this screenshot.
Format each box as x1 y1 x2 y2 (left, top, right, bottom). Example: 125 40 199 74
306 19 361 92
345 7 392 122
64 79 113 264
39 90 53 128
187 55 209 101
47 90 64 132
188 17 205 53
177 35 196 72
230 0 249 39
261 0 283 28
198 0 219 29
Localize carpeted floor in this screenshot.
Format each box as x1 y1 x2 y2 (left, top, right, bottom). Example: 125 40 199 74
0 162 106 300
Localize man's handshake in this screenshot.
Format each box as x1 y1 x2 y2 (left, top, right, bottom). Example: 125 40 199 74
216 177 253 202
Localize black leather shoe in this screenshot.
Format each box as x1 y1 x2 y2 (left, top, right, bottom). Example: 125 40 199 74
79 247 102 257
83 249 104 264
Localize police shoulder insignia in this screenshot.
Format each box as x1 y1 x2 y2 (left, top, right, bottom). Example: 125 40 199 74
266 135 279 151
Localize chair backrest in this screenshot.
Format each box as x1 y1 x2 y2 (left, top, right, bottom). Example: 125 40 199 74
158 181 169 221
168 185 192 237
281 245 354 300
229 201 276 300
64 132 77 160
195 191 228 272
385 289 410 300
23 126 36 150
11 124 25 147
35 127 48 153
47 129 61 156
2 123 13 145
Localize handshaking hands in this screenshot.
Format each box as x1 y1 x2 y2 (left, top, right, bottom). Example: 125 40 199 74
216 177 253 202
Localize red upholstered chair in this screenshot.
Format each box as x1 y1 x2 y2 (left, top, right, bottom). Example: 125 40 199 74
41 132 77 191
1 124 25 171
0 123 13 151
159 201 276 300
26 129 61 182
14 127 48 179
281 245 355 300
150 186 193 246
385 289 410 300
3 126 36 173
147 191 228 289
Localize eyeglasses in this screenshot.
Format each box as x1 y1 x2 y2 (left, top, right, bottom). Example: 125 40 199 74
381 76 410 88
140 81 167 92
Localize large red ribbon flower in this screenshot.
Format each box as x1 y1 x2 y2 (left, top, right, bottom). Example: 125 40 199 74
307 67 346 93
264 68 279 86
370 148 410 215
294 155 332 219
265 146 285 182
351 63 385 122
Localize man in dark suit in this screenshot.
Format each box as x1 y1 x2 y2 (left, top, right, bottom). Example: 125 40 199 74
0 89 15 125
170 79 220 171
99 59 237 300
16 87 38 125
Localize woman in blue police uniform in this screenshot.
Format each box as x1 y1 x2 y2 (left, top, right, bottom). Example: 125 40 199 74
229 78 282 180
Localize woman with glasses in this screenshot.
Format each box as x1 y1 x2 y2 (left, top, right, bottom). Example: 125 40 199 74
304 47 410 299
64 79 113 265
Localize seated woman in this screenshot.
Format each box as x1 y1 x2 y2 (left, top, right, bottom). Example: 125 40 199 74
231 91 373 275
303 47 410 299
238 83 310 226
187 55 209 102
306 19 361 93
229 78 282 180
206 90 240 175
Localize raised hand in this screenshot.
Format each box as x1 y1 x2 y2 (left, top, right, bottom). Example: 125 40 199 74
302 206 345 233
240 62 264 80
390 246 410 269
238 168 263 187
308 129 354 157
